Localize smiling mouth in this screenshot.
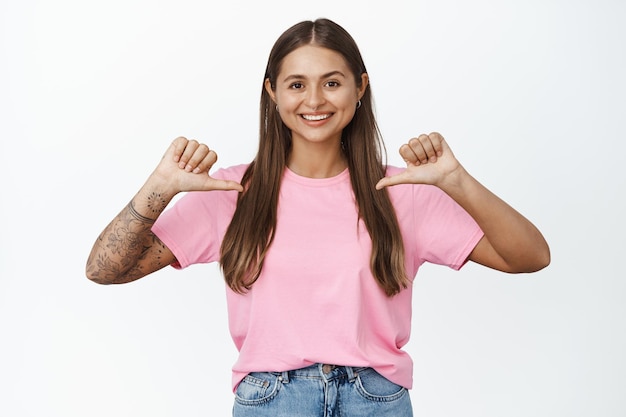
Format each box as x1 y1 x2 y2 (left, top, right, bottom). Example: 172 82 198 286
301 113 332 121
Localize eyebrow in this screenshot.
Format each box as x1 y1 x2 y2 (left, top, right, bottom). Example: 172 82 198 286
282 70 346 83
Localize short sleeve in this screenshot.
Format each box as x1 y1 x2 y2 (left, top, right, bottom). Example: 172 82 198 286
412 184 484 270
151 165 245 269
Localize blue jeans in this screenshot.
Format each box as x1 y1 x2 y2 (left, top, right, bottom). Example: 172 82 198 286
232 363 413 417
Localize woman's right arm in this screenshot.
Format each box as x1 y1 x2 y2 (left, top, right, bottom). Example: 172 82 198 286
85 137 243 285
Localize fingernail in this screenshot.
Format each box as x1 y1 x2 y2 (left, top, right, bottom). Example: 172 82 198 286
193 167 200 174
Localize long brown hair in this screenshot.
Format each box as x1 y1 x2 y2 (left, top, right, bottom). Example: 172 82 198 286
220 18 408 296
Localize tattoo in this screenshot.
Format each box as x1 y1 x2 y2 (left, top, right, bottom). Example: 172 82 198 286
106 225 145 262
87 193 173 284
143 234 169 271
146 192 168 215
87 229 169 284
128 201 156 224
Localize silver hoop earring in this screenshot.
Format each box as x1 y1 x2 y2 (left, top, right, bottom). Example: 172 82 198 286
356 100 362 109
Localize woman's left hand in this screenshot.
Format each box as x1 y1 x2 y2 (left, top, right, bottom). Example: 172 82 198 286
377 132 550 273
375 132 463 190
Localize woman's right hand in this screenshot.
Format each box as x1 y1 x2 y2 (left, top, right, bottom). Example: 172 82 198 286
152 136 243 194
86 137 242 285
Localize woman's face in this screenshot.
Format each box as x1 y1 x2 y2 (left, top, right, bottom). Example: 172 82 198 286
265 45 367 148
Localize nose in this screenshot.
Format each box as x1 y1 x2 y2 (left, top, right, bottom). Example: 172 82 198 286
305 85 325 110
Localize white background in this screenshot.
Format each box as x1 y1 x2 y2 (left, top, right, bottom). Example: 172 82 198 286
1 0 625 416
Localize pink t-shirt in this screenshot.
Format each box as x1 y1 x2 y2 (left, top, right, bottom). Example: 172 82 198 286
152 165 483 391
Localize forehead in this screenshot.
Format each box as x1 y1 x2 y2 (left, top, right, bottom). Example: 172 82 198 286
278 45 351 78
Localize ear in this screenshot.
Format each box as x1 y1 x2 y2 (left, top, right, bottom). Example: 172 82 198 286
357 73 369 100
264 78 276 103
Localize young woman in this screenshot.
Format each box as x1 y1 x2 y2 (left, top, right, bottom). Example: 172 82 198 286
86 18 550 417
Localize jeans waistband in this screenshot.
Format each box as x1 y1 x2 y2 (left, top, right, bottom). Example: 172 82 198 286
279 363 367 383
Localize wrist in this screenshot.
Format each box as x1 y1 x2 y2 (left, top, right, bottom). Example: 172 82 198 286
437 165 472 195
132 174 178 221
146 169 180 198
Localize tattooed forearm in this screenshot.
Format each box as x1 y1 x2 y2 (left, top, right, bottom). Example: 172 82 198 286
86 189 175 284
87 225 170 284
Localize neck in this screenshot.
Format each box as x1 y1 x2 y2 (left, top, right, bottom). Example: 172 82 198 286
287 141 347 178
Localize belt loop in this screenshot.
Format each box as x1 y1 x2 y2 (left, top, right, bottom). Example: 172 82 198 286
280 370 290 384
346 366 357 383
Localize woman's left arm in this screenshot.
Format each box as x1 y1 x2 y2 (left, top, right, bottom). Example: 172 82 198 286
376 132 550 273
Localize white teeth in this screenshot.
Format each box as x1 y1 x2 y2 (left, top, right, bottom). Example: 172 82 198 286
302 114 331 121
